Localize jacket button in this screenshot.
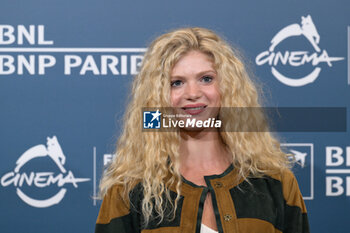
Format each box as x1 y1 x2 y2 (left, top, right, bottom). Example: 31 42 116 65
224 214 232 221
214 182 223 188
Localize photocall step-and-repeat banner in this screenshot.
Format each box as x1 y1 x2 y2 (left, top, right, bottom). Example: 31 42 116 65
0 0 349 232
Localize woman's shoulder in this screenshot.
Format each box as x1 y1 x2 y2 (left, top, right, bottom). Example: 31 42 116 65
105 181 143 200
97 182 143 225
265 168 298 185
97 184 130 225
263 168 305 206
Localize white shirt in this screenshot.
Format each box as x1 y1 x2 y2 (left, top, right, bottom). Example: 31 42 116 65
200 224 218 233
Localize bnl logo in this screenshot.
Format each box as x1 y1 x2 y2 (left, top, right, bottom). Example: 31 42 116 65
143 110 162 129
281 143 314 200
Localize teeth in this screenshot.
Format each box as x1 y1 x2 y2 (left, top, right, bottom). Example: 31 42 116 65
186 107 203 110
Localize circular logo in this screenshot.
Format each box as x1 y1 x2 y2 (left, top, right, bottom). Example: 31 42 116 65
256 15 343 87
0 136 90 208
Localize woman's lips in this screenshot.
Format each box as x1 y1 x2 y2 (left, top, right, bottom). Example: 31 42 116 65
182 105 207 115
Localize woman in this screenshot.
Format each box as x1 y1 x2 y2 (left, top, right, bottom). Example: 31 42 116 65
95 27 310 233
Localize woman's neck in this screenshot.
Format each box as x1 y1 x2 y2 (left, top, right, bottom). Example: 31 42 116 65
179 129 232 174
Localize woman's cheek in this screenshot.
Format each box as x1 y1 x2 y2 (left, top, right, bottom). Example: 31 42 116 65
170 91 181 107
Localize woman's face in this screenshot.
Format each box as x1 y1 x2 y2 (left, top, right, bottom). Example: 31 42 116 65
170 50 220 120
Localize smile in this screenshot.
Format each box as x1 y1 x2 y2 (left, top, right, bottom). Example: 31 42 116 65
182 105 207 115
183 106 205 110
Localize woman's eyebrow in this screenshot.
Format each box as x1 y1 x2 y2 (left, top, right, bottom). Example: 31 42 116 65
171 70 217 79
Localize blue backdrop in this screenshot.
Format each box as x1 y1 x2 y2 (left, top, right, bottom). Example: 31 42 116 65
0 0 349 232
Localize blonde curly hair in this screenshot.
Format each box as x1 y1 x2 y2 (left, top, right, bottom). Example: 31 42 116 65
99 27 291 226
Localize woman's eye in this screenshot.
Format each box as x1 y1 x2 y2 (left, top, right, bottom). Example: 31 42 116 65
201 76 213 83
171 80 183 87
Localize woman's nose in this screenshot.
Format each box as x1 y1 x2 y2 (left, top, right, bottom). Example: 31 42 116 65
184 82 202 100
